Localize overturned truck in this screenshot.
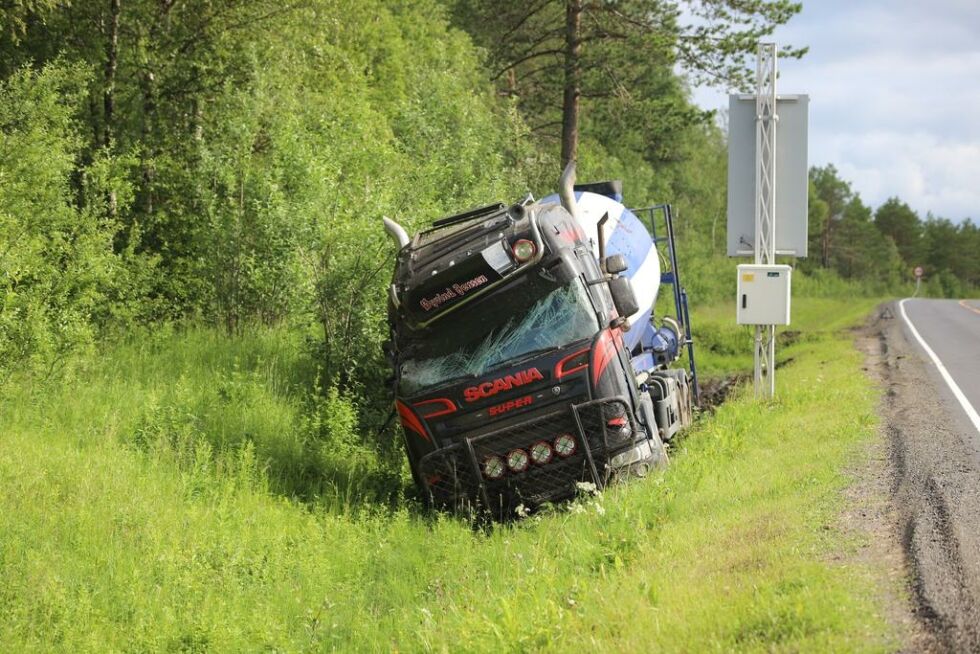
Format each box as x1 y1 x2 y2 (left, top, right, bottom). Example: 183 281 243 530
383 164 698 519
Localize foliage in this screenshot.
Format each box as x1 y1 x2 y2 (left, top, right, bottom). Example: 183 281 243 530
0 64 120 381
806 165 978 296
119 327 405 507
0 0 972 393
0 0 547 432
449 0 804 164
874 197 923 265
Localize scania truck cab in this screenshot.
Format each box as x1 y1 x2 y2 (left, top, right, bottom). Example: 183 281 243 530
383 165 695 519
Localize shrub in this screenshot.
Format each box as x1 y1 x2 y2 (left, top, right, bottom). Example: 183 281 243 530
0 64 119 382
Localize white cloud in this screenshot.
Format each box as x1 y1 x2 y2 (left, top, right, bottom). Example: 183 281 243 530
692 0 980 222
825 131 980 220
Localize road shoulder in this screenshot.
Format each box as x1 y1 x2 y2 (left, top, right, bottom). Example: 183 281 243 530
859 302 980 652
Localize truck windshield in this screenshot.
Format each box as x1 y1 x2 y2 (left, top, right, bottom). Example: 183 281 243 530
399 276 599 395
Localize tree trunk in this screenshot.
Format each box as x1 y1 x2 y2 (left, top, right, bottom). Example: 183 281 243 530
560 0 582 169
103 0 120 150
104 0 121 217
141 69 156 215
820 205 835 268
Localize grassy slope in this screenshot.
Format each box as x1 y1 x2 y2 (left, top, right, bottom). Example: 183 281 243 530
0 297 896 652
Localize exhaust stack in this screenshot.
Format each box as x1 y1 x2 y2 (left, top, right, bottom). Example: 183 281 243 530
382 216 410 249
558 161 579 220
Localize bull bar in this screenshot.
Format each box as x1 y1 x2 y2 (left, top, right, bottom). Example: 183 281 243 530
418 397 643 519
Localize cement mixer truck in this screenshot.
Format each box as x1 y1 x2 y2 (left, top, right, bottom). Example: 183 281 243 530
383 164 698 519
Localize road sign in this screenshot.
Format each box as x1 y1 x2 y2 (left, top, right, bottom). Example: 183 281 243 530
727 94 810 258
914 266 924 278
727 43 808 401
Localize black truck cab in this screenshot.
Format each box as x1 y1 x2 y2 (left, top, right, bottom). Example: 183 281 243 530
384 177 692 519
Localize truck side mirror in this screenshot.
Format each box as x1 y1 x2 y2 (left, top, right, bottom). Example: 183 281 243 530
604 254 628 275
609 276 639 318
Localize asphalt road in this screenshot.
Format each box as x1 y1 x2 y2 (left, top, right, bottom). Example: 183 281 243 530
870 298 980 651
901 298 980 441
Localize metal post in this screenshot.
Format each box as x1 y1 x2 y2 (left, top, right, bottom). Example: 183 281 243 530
754 43 778 399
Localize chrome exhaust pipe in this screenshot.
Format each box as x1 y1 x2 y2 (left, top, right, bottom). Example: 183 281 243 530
382 216 410 249
558 161 579 220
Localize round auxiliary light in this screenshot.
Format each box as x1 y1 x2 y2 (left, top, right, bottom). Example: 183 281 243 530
553 433 577 458
512 239 536 263
483 455 506 480
529 440 554 465
506 448 530 473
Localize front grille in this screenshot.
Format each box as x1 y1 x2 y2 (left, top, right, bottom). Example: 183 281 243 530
419 398 640 520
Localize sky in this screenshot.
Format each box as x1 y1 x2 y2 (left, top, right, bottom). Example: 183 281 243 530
690 0 980 223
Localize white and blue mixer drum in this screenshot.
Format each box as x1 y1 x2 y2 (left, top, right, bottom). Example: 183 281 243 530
542 191 660 353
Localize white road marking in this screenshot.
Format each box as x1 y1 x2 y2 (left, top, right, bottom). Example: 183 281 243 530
899 298 980 436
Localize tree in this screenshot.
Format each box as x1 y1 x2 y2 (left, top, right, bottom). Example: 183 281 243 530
922 215 958 275
830 196 901 286
874 197 922 267
0 0 303 319
0 65 119 380
451 0 805 167
809 164 853 268
799 178 828 271
951 220 979 288
923 216 979 292
802 166 906 289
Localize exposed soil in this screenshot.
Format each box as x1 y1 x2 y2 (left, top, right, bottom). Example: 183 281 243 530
858 302 980 652
697 374 744 410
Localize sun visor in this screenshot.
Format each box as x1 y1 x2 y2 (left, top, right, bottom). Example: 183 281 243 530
401 241 513 325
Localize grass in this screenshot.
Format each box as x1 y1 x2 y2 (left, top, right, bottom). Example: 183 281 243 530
0 296 898 651
689 296 887 377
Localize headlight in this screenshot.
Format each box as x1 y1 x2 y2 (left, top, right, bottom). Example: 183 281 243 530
607 415 632 439
511 239 536 263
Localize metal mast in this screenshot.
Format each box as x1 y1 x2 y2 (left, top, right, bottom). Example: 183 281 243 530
754 43 778 399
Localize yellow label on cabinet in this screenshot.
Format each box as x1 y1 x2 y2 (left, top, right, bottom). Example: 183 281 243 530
742 273 755 282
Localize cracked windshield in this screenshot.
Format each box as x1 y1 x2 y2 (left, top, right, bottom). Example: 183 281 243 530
400 276 599 394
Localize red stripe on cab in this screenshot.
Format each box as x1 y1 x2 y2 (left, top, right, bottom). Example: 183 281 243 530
413 397 457 419
591 329 622 386
395 400 430 442
554 347 590 379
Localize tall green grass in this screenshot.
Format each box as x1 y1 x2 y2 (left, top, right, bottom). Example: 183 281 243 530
0 297 896 651
2 326 405 510
689 295 885 378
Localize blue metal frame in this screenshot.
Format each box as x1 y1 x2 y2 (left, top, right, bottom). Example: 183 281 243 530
632 204 700 406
